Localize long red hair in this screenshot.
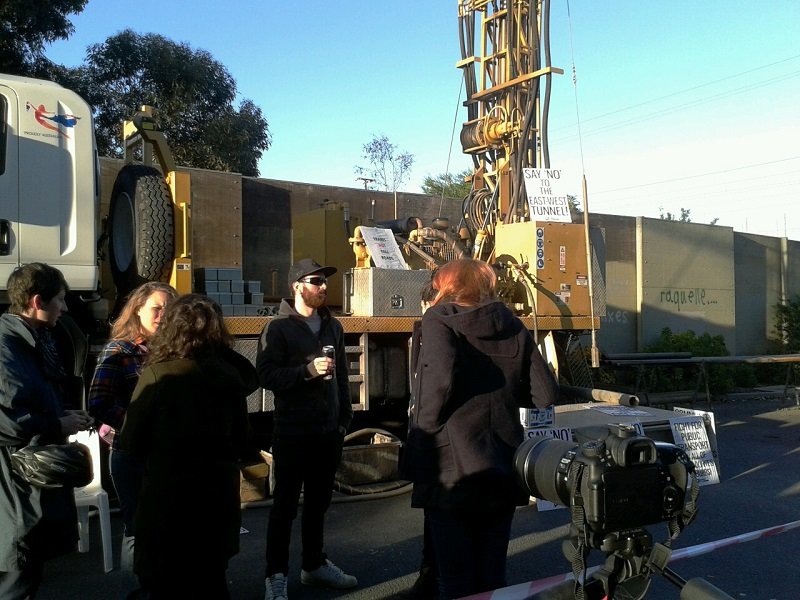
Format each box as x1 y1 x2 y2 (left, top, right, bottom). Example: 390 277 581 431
431 258 496 307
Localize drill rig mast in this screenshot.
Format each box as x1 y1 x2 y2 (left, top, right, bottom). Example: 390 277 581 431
456 1 601 373
457 0 564 260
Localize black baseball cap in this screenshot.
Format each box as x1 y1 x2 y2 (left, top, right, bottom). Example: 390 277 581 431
288 258 337 288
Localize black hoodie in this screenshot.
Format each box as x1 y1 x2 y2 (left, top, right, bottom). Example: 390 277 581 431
404 298 558 509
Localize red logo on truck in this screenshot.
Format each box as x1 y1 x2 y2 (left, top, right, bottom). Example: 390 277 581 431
25 101 81 138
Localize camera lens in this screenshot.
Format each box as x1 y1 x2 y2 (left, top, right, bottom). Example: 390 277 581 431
514 437 577 507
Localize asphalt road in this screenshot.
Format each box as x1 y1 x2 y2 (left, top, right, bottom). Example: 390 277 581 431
38 396 800 600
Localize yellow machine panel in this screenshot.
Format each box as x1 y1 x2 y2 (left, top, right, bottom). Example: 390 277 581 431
293 206 360 307
495 221 592 317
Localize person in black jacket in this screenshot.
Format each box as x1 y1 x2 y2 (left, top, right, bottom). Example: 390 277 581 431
118 294 259 599
257 258 356 600
400 279 439 599
0 263 93 599
402 258 558 600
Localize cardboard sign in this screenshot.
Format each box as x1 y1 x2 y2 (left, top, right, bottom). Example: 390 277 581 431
358 226 409 270
522 168 573 223
669 415 720 485
673 406 720 475
523 426 572 441
589 405 653 417
520 405 555 428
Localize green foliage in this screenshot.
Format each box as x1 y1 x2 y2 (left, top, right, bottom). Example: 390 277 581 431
57 30 271 176
659 207 693 222
0 0 87 77
643 327 756 395
774 294 800 352
421 168 472 198
772 294 800 384
658 207 718 226
568 194 582 216
354 134 414 192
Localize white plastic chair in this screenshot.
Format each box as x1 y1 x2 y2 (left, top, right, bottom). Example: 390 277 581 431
70 430 113 572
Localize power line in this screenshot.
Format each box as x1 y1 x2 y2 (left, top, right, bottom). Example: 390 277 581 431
552 70 800 143
551 54 800 134
593 156 800 195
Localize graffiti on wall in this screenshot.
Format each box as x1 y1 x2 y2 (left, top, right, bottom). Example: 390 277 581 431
659 288 718 310
602 310 630 325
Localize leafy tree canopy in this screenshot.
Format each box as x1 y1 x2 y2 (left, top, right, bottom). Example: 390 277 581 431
59 30 271 176
774 294 800 352
0 0 87 77
354 134 414 192
421 168 472 198
659 207 719 226
568 194 582 216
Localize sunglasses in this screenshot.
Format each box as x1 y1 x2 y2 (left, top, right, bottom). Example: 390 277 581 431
300 276 327 286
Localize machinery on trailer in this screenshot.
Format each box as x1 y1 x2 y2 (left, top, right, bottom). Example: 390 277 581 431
0 0 602 423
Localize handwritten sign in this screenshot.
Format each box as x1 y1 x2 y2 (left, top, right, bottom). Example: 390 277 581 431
673 406 720 478
589 405 652 417
524 426 572 442
358 226 409 270
520 405 555 428
669 415 720 485
522 168 573 223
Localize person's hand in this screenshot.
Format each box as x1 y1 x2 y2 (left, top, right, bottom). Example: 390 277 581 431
60 410 93 435
308 356 334 378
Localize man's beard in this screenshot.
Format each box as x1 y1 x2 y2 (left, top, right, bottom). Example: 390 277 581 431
300 286 327 309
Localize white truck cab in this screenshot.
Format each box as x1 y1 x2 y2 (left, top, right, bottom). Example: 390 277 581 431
0 73 100 294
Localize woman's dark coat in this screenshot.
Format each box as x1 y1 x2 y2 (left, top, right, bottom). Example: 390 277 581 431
403 299 558 510
0 313 78 571
117 347 259 581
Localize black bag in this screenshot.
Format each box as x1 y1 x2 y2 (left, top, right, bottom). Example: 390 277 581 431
11 436 93 489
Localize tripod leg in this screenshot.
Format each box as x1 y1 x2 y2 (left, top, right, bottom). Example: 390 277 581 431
680 578 735 600
527 579 609 600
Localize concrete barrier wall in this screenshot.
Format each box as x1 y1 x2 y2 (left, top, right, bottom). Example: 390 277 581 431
590 214 638 355
637 217 737 352
590 214 799 356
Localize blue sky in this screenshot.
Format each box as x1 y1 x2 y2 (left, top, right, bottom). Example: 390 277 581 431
46 1 799 239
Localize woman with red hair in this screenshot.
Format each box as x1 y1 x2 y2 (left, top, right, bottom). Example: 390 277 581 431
403 258 558 599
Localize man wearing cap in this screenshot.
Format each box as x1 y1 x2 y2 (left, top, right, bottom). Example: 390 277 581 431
256 258 356 600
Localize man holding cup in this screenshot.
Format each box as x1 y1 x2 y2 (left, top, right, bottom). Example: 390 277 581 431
257 258 355 600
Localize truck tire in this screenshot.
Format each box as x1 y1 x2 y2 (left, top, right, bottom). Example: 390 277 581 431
108 164 174 299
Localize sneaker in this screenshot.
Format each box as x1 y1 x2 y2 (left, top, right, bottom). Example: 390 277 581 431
264 573 288 600
300 559 358 589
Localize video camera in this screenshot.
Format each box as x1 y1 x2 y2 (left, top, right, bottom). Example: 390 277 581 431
514 423 693 545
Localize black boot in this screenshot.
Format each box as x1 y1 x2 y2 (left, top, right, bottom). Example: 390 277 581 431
398 566 437 600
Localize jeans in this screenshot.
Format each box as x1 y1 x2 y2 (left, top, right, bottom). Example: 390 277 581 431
110 448 145 573
265 430 343 575
425 504 515 600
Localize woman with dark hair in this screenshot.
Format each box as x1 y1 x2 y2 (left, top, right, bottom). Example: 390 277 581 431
0 263 93 599
403 258 558 600
117 294 259 599
87 281 177 573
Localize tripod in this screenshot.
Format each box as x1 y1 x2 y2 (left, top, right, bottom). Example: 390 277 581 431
529 529 734 600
